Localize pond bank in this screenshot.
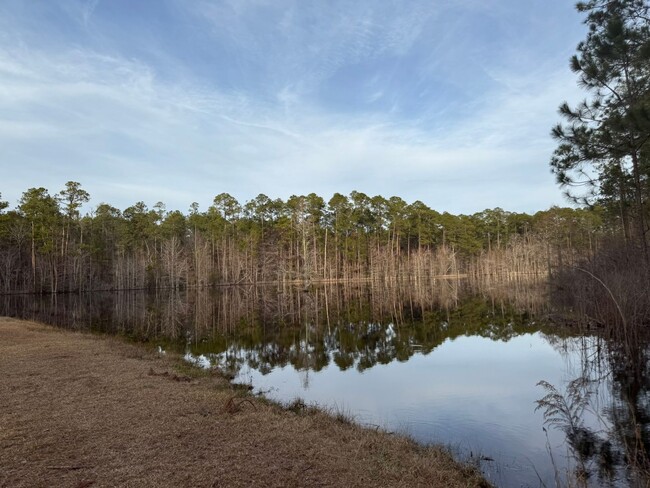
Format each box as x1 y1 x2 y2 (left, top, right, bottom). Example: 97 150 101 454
0 317 488 488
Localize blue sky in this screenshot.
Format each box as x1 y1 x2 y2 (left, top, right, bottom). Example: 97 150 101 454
0 0 588 214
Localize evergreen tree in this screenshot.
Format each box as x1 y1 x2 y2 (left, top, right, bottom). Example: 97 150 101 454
551 0 650 256
0 193 8 213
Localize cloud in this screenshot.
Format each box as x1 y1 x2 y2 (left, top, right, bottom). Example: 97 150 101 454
0 0 586 215
186 0 438 100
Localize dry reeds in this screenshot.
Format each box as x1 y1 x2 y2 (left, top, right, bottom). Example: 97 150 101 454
551 240 650 333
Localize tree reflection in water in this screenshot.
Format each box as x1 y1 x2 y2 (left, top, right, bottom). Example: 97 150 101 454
3 279 649 487
536 332 650 487
0 279 549 374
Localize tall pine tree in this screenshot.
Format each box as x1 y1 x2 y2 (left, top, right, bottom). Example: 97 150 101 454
551 0 650 258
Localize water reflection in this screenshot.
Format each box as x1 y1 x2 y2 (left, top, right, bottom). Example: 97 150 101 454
1 281 648 487
1 281 549 374
536 334 650 487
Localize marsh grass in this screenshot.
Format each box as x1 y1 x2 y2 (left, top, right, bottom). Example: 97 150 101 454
535 379 593 437
535 376 650 487
545 240 650 486
325 403 356 425
552 241 650 333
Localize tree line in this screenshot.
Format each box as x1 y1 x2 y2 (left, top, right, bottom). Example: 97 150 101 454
0 183 608 294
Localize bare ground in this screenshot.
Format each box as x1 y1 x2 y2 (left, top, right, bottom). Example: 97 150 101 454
0 317 489 488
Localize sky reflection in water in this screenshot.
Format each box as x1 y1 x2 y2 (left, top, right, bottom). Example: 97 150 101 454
198 332 575 487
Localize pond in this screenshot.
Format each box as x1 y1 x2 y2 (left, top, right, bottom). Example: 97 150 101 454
3 281 649 487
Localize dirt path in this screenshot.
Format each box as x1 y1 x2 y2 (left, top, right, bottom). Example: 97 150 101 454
0 317 488 487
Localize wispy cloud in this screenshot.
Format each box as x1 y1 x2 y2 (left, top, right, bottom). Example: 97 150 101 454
81 0 100 28
186 0 438 100
0 0 586 214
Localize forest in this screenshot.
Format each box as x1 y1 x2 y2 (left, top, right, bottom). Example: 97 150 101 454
0 184 610 294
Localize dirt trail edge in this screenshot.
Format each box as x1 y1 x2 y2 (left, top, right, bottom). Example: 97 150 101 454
0 317 489 488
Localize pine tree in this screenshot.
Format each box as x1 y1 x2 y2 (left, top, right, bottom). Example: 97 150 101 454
551 0 650 257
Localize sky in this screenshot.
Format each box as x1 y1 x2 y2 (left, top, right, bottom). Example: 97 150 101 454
0 0 589 215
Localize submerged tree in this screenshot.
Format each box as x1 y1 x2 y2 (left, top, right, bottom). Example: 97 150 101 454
551 0 650 257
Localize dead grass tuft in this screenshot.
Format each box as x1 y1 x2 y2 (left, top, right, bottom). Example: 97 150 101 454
223 396 257 415
147 367 194 383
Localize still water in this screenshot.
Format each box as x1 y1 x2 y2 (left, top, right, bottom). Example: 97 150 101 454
2 281 648 487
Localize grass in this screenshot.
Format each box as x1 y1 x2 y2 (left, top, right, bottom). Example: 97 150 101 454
278 398 354 426
0 317 490 488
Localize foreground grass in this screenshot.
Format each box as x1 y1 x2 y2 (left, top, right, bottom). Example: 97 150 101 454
0 317 489 487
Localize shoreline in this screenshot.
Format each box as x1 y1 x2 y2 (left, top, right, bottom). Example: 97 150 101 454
0 317 489 487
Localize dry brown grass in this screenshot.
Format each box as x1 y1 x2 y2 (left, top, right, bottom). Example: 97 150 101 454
0 317 489 488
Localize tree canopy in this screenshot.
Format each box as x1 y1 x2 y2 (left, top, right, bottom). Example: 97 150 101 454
551 0 650 254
